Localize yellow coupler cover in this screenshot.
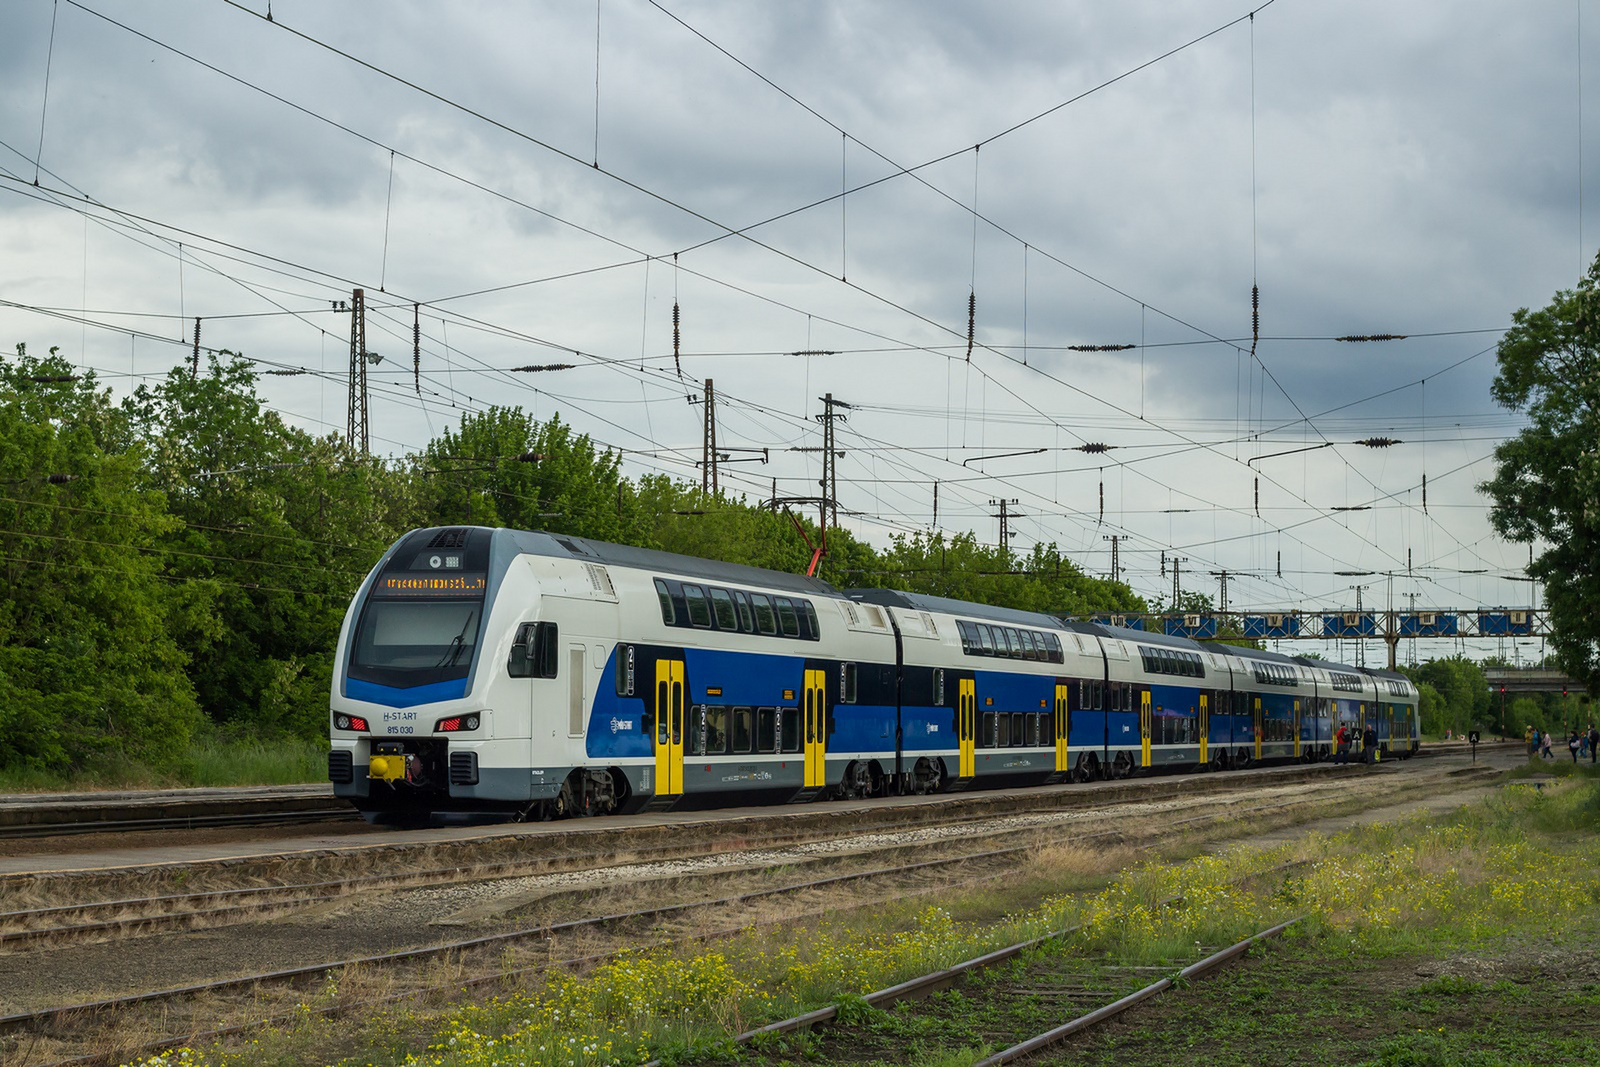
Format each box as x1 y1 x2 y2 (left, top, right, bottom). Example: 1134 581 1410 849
368 754 406 781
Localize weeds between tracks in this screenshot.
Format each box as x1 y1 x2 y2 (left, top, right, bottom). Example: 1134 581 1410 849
92 771 1596 1067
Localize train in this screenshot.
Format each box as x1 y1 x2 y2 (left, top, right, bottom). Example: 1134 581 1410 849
327 526 1420 823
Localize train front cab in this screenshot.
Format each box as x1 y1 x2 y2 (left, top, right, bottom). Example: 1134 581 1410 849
331 526 557 823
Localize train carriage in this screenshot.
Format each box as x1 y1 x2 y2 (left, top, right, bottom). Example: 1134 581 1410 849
330 526 1420 823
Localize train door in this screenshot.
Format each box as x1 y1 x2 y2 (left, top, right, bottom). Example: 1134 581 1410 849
1054 682 1069 773
1198 693 1209 764
653 659 684 797
1293 699 1302 759
803 668 828 788
1140 689 1152 768
958 677 977 778
1253 697 1263 762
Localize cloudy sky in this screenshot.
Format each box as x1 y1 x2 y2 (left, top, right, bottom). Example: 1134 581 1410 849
0 0 1588 659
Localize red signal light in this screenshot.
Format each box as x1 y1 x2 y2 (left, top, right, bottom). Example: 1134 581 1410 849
334 714 368 731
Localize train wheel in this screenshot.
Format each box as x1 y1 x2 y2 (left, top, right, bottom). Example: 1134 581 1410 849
552 783 574 819
1112 751 1133 779
1210 751 1229 773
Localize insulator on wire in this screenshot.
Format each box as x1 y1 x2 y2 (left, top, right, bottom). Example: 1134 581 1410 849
1098 478 1104 525
1355 437 1401 448
1251 284 1260 356
1075 442 1111 453
1336 334 1408 343
965 291 976 362
1067 344 1135 352
1422 473 1428 513
672 301 682 379
264 369 305 376
413 304 421 395
1255 476 1260 518
191 317 202 378
45 473 77 484
509 364 577 373
26 375 77 384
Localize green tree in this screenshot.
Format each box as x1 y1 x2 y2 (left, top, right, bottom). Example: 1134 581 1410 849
1481 253 1600 691
123 353 407 738
0 345 202 770
1401 657 1491 736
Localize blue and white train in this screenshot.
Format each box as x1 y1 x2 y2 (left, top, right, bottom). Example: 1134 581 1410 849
327 527 1420 822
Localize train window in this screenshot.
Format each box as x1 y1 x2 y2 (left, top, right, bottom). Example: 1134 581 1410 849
698 705 727 755
841 663 858 704
975 625 995 655
775 598 801 637
802 601 821 640
732 707 753 753
1043 632 1063 663
1007 629 1025 659
614 643 635 697
780 705 800 752
1042 712 1055 744
957 620 975 654
732 590 755 633
520 621 558 678
933 667 946 705
975 712 992 748
683 585 713 628
750 593 778 635
757 707 777 753
1091 680 1103 710
997 713 1011 747
654 580 676 625
1019 632 1038 661
710 588 737 630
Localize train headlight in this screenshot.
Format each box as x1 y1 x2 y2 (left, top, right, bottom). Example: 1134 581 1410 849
334 714 369 731
435 714 481 732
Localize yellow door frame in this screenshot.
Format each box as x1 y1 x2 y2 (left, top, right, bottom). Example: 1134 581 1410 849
1198 693 1209 764
803 668 828 788
653 659 684 796
1293 699 1302 759
1140 689 1152 768
1054 683 1069 772
958 677 977 778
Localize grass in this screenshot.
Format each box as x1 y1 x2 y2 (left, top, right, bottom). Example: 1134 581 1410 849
109 778 1600 1067
0 731 328 793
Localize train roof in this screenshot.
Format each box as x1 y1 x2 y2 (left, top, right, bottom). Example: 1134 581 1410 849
488 527 843 597
1058 620 1204 651
843 588 1067 630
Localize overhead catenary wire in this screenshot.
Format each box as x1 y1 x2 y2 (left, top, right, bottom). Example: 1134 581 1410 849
5 3 1522 610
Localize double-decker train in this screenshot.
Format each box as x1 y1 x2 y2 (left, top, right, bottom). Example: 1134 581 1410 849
328 527 1419 822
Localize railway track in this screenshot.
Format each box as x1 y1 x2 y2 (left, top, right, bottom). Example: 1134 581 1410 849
0 764 1478 1067
0 785 355 841
0 766 1458 951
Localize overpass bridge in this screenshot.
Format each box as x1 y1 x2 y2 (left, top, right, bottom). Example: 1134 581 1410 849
1079 607 1547 669
1482 667 1581 694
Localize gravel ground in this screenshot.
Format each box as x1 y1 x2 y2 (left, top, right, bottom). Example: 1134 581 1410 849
0 753 1505 1020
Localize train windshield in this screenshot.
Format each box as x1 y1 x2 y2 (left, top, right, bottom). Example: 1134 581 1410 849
350 600 483 687
347 528 491 689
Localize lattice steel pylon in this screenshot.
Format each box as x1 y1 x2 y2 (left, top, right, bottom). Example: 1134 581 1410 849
347 288 369 456
701 378 718 495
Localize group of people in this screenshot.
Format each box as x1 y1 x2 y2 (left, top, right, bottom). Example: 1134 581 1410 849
1526 724 1600 763
1333 723 1379 763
